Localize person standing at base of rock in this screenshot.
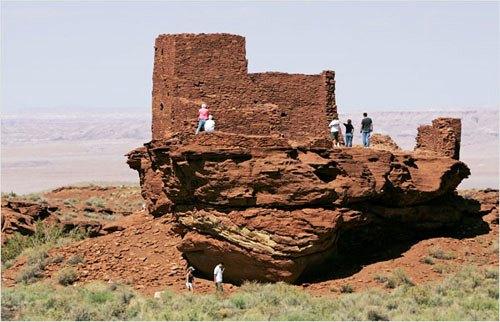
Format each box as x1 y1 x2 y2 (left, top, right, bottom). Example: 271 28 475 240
343 119 354 147
213 262 225 292
185 266 195 291
204 115 216 133
328 117 341 147
195 103 210 134
360 112 373 147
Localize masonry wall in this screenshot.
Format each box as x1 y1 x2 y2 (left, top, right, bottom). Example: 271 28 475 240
415 118 462 160
151 33 337 143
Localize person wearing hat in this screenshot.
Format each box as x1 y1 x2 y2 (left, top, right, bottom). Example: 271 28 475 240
185 266 195 291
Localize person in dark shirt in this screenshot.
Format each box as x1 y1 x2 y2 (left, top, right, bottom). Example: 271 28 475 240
360 112 373 147
343 119 354 147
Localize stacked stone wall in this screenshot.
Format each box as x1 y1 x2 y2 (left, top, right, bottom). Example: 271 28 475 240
151 33 337 143
415 118 462 160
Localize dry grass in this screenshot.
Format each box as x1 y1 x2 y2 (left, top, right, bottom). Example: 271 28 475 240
2 266 497 320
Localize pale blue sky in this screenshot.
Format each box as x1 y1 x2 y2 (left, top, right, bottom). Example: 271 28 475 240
1 1 499 113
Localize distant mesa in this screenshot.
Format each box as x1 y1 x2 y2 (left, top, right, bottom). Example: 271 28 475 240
127 33 476 283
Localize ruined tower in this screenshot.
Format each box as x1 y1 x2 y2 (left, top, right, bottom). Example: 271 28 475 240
151 33 337 143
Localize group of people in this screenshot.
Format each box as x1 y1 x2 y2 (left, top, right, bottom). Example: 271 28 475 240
328 112 373 147
185 262 225 293
195 103 216 134
194 103 373 148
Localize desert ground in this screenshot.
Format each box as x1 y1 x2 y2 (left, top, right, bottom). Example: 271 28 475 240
1 185 498 320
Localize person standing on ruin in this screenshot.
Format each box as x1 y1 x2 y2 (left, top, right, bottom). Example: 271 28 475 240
195 103 209 134
185 266 195 291
213 262 225 292
329 117 341 147
343 119 354 147
204 115 216 133
360 112 373 147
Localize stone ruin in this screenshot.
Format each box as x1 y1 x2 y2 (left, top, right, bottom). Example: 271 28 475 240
128 33 476 283
150 33 336 144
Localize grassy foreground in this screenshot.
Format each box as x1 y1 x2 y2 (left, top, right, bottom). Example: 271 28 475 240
2 266 498 321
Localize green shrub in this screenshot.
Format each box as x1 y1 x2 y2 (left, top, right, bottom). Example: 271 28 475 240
85 197 106 208
491 240 499 254
420 256 435 265
429 247 456 260
14 248 50 284
393 268 415 287
63 198 79 206
1 222 88 263
485 267 499 280
23 193 45 203
340 284 354 293
433 263 448 274
1 191 17 199
373 269 414 289
15 264 44 284
57 268 77 286
367 307 389 321
49 255 65 264
67 255 85 266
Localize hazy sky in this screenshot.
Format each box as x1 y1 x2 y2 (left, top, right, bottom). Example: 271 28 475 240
1 1 499 113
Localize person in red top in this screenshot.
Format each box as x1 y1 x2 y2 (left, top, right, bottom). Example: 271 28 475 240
195 103 209 134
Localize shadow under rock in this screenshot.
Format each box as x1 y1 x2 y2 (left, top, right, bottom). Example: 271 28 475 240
297 206 491 284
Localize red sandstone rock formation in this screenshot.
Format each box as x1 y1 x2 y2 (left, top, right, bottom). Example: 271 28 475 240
370 133 401 152
127 33 474 283
1 200 52 243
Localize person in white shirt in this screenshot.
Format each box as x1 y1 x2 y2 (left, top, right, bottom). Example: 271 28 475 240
204 115 215 132
213 263 224 292
328 118 341 147
185 266 195 291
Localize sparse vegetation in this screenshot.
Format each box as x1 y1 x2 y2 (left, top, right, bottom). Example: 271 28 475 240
429 247 456 260
84 212 99 219
57 268 77 286
1 266 497 320
433 263 449 274
85 197 106 208
1 191 17 199
15 247 49 284
339 284 354 293
67 255 85 266
491 240 499 254
374 268 414 289
23 193 46 203
420 256 435 265
63 198 79 206
1 222 88 263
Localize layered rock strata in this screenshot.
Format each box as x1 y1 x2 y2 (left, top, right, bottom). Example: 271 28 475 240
127 131 472 283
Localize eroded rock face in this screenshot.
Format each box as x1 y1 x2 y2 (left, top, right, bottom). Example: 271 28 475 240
127 132 473 283
1 200 52 243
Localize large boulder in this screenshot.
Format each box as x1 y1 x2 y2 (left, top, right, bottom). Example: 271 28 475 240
127 131 473 283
